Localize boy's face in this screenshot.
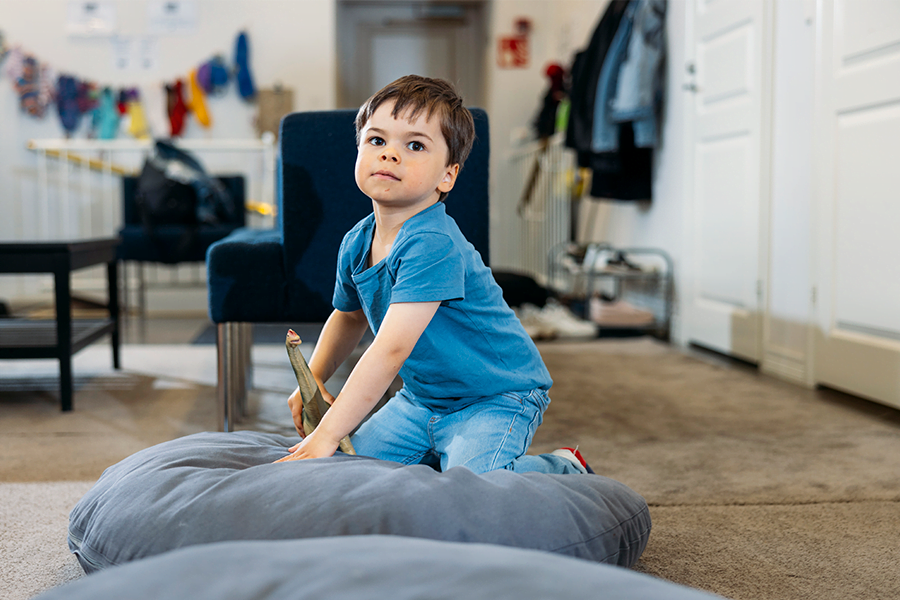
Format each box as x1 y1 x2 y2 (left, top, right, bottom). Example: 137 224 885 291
355 101 460 210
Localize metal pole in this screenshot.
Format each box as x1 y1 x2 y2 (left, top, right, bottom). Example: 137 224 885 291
216 322 238 432
38 150 49 240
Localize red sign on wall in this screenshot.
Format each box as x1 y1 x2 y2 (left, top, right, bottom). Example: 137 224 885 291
497 36 529 69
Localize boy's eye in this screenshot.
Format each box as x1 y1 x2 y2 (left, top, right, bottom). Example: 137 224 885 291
367 136 384 146
407 141 425 152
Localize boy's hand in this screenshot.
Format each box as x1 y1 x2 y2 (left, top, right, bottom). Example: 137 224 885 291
286 386 306 438
287 385 336 438
274 429 340 462
281 302 439 461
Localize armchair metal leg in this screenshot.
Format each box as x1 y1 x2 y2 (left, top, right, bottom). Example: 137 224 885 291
137 262 146 318
217 322 239 432
217 322 254 431
234 323 244 421
239 323 253 417
235 322 247 418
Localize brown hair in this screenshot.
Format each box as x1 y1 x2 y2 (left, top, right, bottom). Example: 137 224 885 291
355 75 475 200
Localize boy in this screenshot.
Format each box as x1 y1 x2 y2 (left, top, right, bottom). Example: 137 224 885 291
276 75 591 475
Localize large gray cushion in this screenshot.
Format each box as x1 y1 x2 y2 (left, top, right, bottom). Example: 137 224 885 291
69 431 650 573
44 536 721 600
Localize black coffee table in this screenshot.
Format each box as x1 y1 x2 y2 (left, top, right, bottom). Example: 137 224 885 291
0 238 121 411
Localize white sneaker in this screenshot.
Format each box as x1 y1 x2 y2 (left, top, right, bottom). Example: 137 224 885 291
515 304 557 340
538 299 597 339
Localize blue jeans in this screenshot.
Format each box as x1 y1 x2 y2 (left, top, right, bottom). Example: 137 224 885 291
350 387 584 475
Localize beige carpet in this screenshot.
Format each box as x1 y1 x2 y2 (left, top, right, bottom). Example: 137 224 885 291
0 483 92 600
2 339 899 600
530 341 900 600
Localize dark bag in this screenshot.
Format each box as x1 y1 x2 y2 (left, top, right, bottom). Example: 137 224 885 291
134 159 198 227
133 141 237 263
153 141 237 225
134 151 200 264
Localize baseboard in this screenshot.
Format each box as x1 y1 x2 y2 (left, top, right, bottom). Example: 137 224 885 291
761 350 809 387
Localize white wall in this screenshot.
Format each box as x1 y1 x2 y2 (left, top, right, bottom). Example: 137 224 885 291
0 0 336 303
0 0 335 142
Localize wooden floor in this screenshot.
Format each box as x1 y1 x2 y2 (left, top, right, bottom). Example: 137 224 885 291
120 315 211 345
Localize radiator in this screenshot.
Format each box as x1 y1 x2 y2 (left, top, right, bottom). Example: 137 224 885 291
497 132 575 286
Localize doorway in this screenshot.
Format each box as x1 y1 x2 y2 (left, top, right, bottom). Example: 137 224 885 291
336 1 487 109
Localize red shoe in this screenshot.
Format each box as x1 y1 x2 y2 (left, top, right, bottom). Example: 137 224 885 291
551 447 595 474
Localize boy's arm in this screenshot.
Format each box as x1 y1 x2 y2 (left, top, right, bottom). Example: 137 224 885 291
309 308 371 395
286 308 369 436
276 300 440 462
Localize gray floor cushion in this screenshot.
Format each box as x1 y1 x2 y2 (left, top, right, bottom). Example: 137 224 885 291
43 536 721 600
69 431 651 573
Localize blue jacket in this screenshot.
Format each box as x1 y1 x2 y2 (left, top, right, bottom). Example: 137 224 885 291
592 0 666 152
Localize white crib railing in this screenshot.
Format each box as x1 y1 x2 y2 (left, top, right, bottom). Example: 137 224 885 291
24 136 277 239
4 137 277 310
500 132 575 286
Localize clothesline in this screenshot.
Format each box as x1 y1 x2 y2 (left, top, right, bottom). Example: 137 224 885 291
0 29 256 139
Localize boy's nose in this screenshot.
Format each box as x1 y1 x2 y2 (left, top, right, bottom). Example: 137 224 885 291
380 147 400 162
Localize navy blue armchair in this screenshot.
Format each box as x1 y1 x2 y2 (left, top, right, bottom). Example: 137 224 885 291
207 109 490 430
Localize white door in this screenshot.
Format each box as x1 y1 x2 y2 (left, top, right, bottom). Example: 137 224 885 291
683 0 772 362
813 0 900 409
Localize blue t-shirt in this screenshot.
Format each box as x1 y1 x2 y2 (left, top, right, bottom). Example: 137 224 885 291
333 202 552 407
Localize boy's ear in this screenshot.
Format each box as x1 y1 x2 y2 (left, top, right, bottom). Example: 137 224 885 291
437 163 460 194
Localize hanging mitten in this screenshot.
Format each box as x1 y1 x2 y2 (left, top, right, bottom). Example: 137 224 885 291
0 32 10 68
117 89 129 115
141 82 169 138
117 88 131 134
188 67 211 128
77 80 98 115
3 46 23 81
38 62 56 114
56 74 81 134
197 59 213 94
166 79 188 137
4 47 26 109
234 31 256 100
126 89 150 139
16 55 44 117
93 87 119 139
210 55 229 95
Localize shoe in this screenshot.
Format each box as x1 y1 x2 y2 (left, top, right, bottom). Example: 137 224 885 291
515 304 557 340
589 297 655 327
551 447 594 474
603 251 643 273
538 299 597 339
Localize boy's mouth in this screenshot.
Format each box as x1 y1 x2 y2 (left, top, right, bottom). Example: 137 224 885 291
373 170 400 181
